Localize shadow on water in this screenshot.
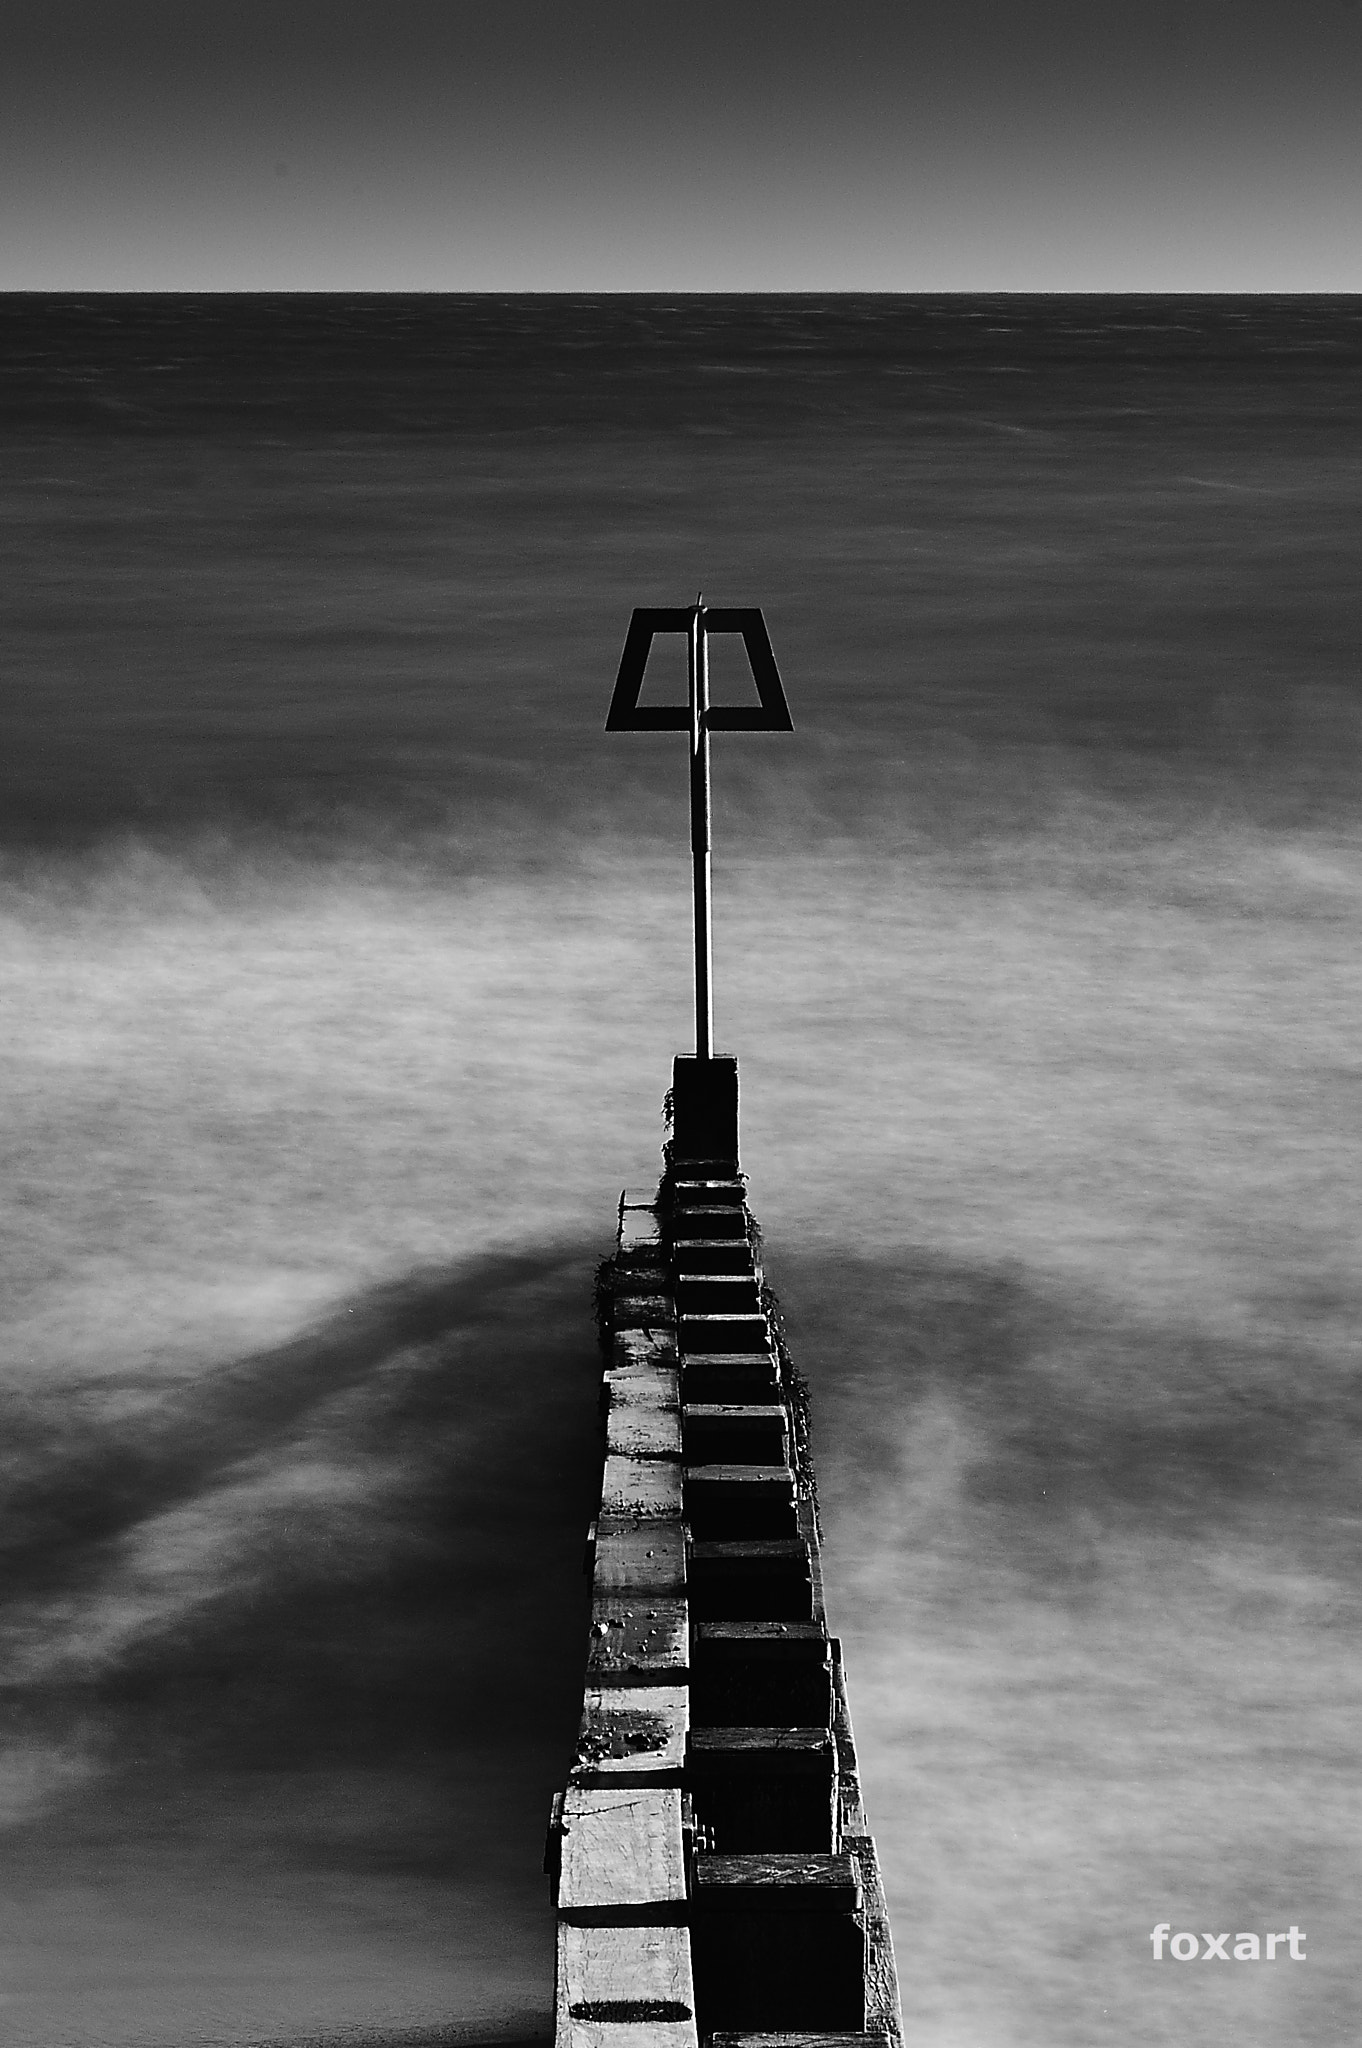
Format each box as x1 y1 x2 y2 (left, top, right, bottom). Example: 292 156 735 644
775 1244 1362 1559
1 1243 606 2045
5 1247 604 1604
5 1238 1358 2047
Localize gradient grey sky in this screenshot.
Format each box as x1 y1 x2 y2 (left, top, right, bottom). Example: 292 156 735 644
3 0 1361 289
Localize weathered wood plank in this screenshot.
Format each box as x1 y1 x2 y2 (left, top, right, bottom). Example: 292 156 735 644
669 1205 747 1237
555 1921 697 2048
594 1520 686 1594
798 1496 829 1628
614 1329 679 1371
694 1620 828 1654
586 1592 689 1686
685 1463 796 1486
689 1727 834 1770
688 1539 808 1563
681 1355 782 1403
619 1208 663 1252
844 1836 904 2045
614 1293 676 1332
607 1399 683 1461
574 1684 688 1783
712 2035 891 2047
683 1402 786 1418
558 1785 688 1923
675 1274 762 1311
607 1365 681 1403
681 1349 778 1370
830 1648 867 1835
691 1853 861 1913
615 1266 670 1297
601 1453 683 1521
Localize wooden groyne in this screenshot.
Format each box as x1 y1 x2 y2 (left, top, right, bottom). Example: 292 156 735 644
547 1055 902 2048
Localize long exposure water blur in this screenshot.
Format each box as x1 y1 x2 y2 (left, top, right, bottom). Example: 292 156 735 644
2 295 1359 2046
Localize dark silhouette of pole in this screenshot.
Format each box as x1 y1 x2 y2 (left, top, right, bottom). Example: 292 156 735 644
606 599 792 1068
689 597 713 1061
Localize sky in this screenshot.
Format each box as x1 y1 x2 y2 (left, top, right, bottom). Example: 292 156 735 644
2 0 1360 290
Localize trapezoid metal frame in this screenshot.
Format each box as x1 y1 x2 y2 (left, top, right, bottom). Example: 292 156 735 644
605 607 794 733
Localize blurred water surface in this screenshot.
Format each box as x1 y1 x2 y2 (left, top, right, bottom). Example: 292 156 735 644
2 296 1360 2045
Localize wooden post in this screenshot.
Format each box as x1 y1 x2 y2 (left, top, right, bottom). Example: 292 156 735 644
553 1155 903 2047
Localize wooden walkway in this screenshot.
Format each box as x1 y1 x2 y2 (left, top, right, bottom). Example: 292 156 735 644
547 1107 902 2048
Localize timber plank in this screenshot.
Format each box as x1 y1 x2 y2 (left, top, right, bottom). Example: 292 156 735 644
607 1363 681 1403
844 1836 904 2045
694 1621 828 1654
689 1539 808 1564
831 1649 867 1835
669 1206 747 1238
798 1497 829 1628
685 1463 795 1487
619 1209 663 1253
691 1853 860 1913
575 1684 688 1784
601 1453 683 1521
672 1240 758 1276
614 1293 676 1332
683 1403 786 1420
586 1592 688 1686
617 1266 669 1296
712 2036 890 2047
556 1923 697 2048
595 1520 686 1594
608 1400 683 1461
558 1785 688 1924
614 1329 679 1372
681 1350 778 1369
689 1727 834 1771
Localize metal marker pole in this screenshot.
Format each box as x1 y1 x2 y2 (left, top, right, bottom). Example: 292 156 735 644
689 597 713 1061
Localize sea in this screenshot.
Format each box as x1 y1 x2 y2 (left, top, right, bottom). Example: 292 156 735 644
2 295 1359 2047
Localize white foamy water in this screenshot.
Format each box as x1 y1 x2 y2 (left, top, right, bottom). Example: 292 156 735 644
4 809 1359 2043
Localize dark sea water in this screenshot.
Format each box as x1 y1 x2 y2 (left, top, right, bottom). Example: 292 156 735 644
3 295 1360 2046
